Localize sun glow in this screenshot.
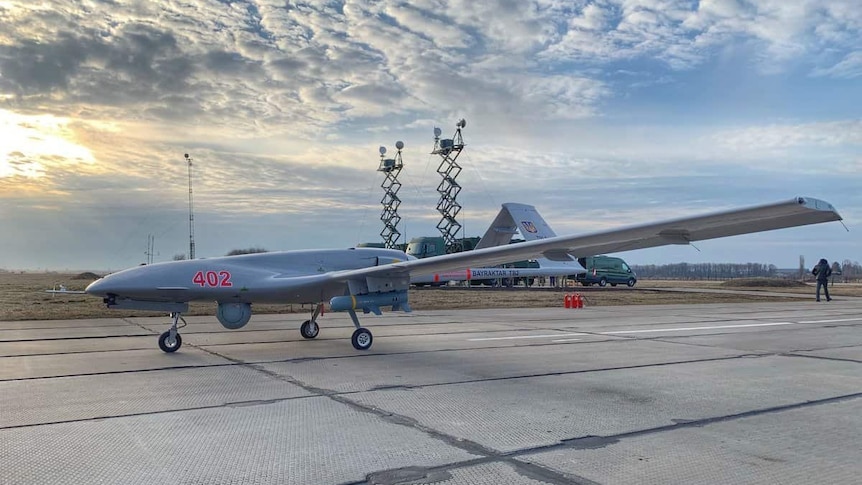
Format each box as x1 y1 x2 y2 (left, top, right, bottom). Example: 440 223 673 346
0 109 95 179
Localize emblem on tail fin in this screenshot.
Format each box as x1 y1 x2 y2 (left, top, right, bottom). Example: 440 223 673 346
521 221 538 233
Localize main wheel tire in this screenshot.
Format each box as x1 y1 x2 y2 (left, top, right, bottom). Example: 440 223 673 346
627 278 636 287
300 320 320 339
598 277 607 287
351 328 373 350
610 283 617 287
158 331 182 353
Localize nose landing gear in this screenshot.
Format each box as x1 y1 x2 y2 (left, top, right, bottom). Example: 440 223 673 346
300 303 323 339
158 312 186 353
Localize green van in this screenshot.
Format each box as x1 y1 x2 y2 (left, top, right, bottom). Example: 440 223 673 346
573 255 637 287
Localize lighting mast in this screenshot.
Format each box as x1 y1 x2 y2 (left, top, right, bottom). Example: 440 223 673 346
377 142 405 249
184 153 196 260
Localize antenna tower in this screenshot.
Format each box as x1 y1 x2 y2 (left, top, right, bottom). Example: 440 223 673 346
377 142 405 249
145 234 155 264
184 153 196 260
431 119 466 253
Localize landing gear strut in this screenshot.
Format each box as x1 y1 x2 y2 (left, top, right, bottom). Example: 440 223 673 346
300 304 323 339
158 312 185 353
347 309 373 350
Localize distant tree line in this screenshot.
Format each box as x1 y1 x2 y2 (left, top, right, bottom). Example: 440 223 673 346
226 247 268 256
631 262 780 280
632 262 779 280
633 260 862 281
170 247 269 261
837 260 862 281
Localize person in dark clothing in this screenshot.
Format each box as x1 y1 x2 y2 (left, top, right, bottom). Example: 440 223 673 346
812 258 832 302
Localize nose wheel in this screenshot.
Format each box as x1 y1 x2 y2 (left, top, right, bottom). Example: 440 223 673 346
158 331 182 352
158 312 185 353
300 320 320 339
299 303 323 339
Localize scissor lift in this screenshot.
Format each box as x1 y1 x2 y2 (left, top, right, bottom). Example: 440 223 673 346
377 142 405 249
431 119 467 253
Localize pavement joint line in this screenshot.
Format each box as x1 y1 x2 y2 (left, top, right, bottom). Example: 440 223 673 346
0 347 157 358
331 353 769 393
104 352 776 397
582 321 862 343
188 326 543 345
507 392 862 458
780 353 862 364
785 342 862 352
0 394 322 431
598 322 796 334
121 317 161 334
0 333 154 343
468 332 588 341
529 311 861 334
355 456 597 485
797 317 862 324
0 323 133 331
0 361 244 382
0 337 765 383
463 321 803 342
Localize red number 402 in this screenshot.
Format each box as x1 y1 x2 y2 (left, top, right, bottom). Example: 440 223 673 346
192 271 232 287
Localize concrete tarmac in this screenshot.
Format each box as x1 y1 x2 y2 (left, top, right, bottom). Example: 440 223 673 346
2 299 861 484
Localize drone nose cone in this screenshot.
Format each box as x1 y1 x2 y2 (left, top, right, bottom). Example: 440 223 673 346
85 278 106 296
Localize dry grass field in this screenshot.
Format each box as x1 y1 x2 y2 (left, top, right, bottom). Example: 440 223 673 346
2 272 860 321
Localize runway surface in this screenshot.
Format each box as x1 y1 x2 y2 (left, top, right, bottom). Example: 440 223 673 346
2 299 861 484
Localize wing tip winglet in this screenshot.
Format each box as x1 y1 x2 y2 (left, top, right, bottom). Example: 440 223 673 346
795 196 842 220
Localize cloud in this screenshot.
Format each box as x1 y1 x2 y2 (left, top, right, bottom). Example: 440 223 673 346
812 51 862 79
707 121 862 160
537 0 862 74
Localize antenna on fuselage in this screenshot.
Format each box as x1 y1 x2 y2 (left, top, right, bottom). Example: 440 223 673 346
377 142 405 249
432 119 466 253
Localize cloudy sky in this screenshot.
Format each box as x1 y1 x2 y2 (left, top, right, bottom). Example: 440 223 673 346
1 0 859 271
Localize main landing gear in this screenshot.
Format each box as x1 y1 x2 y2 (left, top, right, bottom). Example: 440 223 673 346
346 309 373 351
158 312 186 353
298 304 373 350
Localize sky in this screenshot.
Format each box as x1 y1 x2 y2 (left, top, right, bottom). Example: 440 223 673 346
0 0 859 272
